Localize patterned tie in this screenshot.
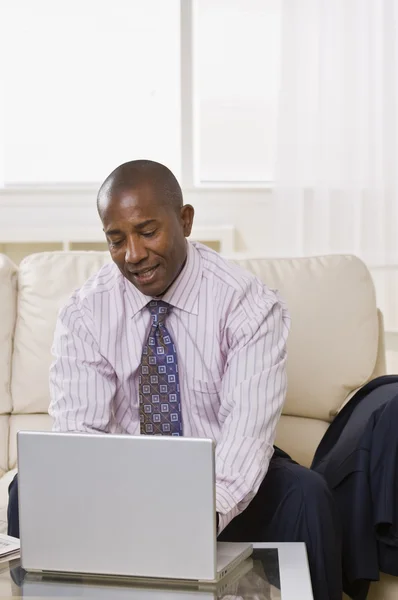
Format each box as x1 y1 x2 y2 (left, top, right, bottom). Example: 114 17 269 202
139 300 183 436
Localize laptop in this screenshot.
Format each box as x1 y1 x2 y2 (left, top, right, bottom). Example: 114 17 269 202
17 432 252 583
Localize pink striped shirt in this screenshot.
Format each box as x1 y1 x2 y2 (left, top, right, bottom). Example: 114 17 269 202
49 241 290 531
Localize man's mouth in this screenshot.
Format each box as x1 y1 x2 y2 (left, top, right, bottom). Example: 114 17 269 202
129 265 159 284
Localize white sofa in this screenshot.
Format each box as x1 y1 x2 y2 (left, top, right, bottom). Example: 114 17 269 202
0 249 395 598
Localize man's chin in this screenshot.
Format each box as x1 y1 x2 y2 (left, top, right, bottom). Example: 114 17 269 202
126 274 167 298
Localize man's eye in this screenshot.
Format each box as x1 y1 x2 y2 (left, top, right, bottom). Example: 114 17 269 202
142 231 156 238
109 239 123 248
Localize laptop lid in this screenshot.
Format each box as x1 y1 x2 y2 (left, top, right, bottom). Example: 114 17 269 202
18 432 218 580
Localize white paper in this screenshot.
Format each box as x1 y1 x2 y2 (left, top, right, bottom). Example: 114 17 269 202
0 533 20 558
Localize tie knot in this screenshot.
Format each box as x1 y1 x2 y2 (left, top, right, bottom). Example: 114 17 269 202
147 300 170 325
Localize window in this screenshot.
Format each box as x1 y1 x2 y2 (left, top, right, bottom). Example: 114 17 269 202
2 0 181 184
1 0 282 187
193 0 281 184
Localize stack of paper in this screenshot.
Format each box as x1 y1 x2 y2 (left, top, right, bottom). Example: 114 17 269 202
0 533 20 563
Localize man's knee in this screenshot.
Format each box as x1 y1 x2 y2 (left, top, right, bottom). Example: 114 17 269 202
271 460 337 525
288 465 341 539
275 462 340 546
7 474 19 538
292 464 332 507
274 456 329 494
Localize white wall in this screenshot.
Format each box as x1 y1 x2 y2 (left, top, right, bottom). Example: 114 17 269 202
0 186 274 254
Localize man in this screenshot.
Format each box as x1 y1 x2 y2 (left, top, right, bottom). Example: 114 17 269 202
8 160 341 599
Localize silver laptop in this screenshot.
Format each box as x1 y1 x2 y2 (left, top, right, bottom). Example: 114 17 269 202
17 432 252 582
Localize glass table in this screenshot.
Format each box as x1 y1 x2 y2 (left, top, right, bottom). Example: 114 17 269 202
0 543 313 599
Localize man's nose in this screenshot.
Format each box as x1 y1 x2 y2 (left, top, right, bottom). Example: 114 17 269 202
125 236 148 265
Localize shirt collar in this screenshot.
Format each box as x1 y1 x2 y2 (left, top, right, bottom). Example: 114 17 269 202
123 241 202 318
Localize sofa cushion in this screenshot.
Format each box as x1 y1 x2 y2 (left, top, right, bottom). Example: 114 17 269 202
368 574 398 599
233 255 379 422
0 255 17 415
275 415 329 469
11 252 111 414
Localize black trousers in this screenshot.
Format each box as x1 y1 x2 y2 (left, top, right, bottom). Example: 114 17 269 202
7 447 342 600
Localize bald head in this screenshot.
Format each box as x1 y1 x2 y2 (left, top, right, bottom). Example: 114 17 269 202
97 159 194 297
97 159 183 216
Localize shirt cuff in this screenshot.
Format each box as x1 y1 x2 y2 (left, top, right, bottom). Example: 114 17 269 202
218 507 240 534
216 483 241 533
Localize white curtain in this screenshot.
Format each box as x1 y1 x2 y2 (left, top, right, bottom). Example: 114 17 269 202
272 0 398 268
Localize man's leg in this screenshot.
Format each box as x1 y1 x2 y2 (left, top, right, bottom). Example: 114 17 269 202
219 448 342 600
7 474 19 538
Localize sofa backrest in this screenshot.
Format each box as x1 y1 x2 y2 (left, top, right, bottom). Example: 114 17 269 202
2 250 385 470
234 255 381 416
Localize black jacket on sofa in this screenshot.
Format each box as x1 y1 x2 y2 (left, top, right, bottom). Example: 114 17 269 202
311 375 398 600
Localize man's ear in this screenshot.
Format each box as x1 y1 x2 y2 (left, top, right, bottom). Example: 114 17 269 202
180 204 195 237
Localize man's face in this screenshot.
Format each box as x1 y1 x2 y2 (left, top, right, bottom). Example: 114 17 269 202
101 183 194 297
